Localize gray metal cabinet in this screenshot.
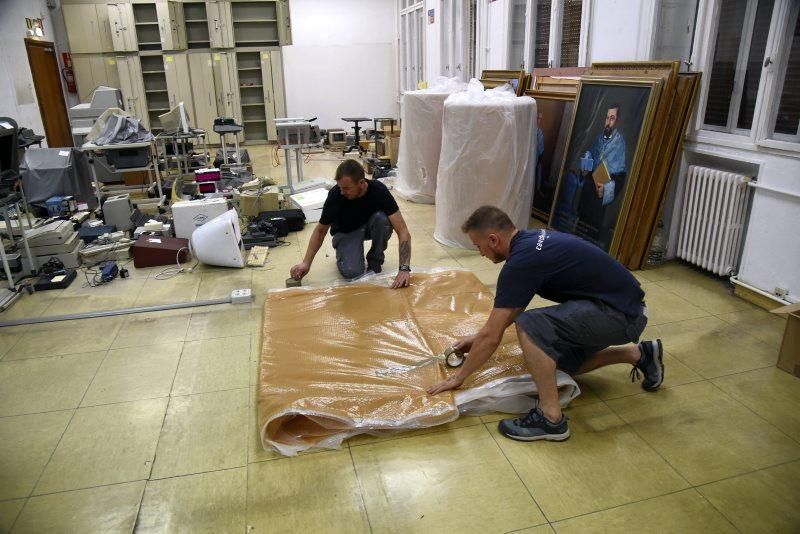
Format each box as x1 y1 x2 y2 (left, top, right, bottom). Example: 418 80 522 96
108 3 139 52
188 52 220 140
206 1 235 49
72 54 120 101
157 1 188 50
62 3 114 53
163 53 195 123
116 55 149 128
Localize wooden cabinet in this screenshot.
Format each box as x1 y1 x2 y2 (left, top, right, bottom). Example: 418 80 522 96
108 3 138 52
116 55 149 128
188 52 219 139
72 55 120 101
156 1 188 51
62 3 113 53
163 53 195 123
206 1 235 49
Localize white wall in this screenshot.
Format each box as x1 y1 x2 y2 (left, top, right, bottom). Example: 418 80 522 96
0 0 74 147
425 0 440 80
586 0 658 63
282 0 399 131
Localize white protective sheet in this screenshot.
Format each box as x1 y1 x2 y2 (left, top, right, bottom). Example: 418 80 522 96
434 81 537 249
394 77 467 204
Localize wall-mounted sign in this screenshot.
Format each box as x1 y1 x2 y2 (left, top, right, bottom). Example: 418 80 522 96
428 9 434 24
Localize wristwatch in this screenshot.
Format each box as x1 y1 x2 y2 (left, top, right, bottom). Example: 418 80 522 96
399 264 411 272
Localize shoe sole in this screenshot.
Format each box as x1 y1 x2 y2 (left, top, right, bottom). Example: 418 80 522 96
499 428 571 442
643 339 664 392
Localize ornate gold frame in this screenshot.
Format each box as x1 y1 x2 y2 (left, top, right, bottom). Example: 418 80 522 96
547 75 664 256
480 69 528 96
523 89 578 222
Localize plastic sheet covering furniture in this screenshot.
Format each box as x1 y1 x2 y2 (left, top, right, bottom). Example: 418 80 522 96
84 108 153 146
258 269 579 456
21 148 97 208
434 81 537 248
394 77 467 204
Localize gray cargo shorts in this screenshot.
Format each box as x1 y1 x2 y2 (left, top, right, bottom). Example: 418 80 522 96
514 299 647 374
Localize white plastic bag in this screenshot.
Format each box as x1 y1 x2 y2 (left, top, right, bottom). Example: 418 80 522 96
434 80 537 248
394 77 468 204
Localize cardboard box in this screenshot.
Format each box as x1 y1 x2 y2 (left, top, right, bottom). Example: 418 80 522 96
772 303 800 377
237 187 282 217
132 236 189 268
387 136 400 167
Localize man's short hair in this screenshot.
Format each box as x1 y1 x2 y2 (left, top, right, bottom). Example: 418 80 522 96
608 103 621 118
335 159 366 183
461 206 516 234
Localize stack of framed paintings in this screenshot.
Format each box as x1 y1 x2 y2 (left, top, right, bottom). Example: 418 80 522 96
525 61 702 270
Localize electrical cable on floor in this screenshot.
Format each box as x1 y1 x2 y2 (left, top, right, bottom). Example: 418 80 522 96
154 247 199 280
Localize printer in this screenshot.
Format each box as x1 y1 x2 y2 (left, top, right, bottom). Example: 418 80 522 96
68 86 123 142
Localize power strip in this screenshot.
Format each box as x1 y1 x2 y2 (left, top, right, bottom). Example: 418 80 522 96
230 288 253 304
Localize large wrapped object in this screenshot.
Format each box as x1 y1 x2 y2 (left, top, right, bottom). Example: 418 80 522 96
21 148 97 208
84 108 153 146
395 77 467 204
258 270 579 456
434 82 537 248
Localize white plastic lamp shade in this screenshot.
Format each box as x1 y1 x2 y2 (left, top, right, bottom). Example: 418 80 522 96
189 209 245 268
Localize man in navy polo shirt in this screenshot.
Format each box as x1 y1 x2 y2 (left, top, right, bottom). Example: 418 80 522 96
427 206 663 442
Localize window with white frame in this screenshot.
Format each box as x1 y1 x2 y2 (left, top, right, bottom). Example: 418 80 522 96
506 0 586 70
700 0 800 145
399 1 426 92
764 2 799 142
441 0 478 80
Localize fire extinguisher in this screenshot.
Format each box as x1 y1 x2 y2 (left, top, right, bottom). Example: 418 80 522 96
61 52 77 94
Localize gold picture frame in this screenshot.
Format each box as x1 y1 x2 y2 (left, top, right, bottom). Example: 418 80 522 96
523 89 579 222
480 69 528 96
548 76 663 256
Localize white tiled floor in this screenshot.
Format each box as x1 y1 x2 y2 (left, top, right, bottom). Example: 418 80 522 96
0 150 798 533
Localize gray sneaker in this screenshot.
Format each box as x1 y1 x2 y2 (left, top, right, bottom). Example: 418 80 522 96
630 339 664 391
498 407 570 442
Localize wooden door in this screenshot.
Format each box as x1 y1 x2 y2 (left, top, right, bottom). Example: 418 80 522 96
24 39 72 147
188 52 219 142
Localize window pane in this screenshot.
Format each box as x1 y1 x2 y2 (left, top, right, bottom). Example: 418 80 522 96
736 0 774 129
534 0 551 68
703 0 747 127
560 0 582 67
467 0 477 79
774 9 800 135
509 0 526 69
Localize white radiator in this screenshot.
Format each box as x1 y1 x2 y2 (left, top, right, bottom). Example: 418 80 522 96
677 165 751 276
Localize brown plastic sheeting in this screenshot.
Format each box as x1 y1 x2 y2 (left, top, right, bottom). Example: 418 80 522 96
257 270 579 455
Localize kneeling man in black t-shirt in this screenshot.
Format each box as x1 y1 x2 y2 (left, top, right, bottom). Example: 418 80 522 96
290 159 412 288
427 206 664 442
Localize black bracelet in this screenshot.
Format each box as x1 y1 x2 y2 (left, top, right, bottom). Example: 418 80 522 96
399 264 411 272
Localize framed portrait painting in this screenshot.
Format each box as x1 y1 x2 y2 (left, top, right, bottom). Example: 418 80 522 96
549 76 662 255
524 90 577 222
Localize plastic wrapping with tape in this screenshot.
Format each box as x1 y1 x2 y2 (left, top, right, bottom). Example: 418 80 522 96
257 269 579 456
434 80 537 248
394 77 468 204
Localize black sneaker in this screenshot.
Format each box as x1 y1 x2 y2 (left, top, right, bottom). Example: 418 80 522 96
367 262 382 274
498 407 570 442
630 339 664 391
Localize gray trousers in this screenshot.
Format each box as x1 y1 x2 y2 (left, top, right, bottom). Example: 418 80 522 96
331 211 393 279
